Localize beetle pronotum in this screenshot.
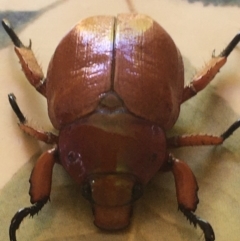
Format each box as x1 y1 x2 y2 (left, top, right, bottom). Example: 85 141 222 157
2 14 240 241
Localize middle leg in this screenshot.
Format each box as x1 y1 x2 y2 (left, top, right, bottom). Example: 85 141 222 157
8 93 58 144
167 119 240 148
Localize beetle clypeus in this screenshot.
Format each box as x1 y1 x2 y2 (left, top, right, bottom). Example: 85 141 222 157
2 14 240 241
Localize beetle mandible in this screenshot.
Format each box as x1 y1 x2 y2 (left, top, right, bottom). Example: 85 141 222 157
2 14 240 241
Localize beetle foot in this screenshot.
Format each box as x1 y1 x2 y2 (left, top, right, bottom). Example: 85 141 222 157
179 205 215 241
219 32 240 57
8 93 26 124
2 19 31 49
9 198 48 241
221 119 240 140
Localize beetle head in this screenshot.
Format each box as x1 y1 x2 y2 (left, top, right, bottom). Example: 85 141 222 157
82 173 142 230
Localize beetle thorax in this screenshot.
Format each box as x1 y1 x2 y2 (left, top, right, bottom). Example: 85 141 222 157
58 111 167 183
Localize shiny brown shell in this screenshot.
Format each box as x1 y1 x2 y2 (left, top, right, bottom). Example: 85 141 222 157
46 14 184 130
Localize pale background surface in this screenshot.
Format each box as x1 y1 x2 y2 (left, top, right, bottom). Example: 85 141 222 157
0 0 240 240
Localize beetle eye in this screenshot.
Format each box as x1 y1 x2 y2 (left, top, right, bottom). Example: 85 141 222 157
132 183 143 201
82 183 92 201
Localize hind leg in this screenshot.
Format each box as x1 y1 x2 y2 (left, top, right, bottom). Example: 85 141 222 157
2 19 46 96
182 33 240 103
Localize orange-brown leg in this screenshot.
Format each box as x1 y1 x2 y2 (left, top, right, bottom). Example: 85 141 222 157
29 148 57 203
9 147 58 241
182 33 240 103
2 19 46 96
8 93 58 144
168 154 215 241
167 119 240 148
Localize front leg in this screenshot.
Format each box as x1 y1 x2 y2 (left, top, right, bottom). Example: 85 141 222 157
10 148 58 241
168 154 215 241
182 33 240 103
2 19 46 96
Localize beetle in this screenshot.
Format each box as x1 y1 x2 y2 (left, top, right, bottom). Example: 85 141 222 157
2 13 240 241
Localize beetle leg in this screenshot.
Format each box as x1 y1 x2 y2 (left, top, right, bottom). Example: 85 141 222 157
2 19 46 96
168 154 199 211
29 148 57 203
10 148 58 241
168 154 215 241
167 119 240 148
179 206 215 241
182 33 240 103
10 199 47 241
8 93 58 144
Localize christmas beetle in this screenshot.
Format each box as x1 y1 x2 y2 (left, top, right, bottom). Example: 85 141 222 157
2 14 240 241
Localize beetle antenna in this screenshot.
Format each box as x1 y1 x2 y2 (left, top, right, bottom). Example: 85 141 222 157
219 33 240 57
8 93 27 124
179 205 215 241
9 199 48 241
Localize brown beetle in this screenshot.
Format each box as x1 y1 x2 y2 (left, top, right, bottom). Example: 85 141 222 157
2 14 240 241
